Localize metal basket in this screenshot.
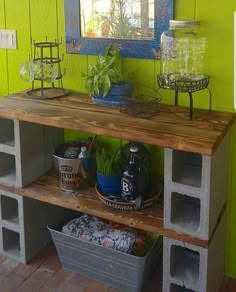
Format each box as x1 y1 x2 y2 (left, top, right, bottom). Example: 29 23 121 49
120 87 162 119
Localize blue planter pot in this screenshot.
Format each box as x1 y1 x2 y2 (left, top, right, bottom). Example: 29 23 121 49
96 172 122 195
106 82 133 97
92 82 134 107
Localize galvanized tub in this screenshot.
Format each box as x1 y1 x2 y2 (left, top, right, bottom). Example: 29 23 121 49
48 218 162 292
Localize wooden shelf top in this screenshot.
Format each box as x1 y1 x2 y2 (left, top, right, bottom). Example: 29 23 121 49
0 171 210 248
0 91 235 155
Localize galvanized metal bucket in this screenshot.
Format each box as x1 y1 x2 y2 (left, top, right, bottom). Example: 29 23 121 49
53 141 90 191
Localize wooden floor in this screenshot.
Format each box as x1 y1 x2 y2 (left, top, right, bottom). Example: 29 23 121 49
0 243 234 292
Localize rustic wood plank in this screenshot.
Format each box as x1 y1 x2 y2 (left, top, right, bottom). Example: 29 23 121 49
0 243 234 292
39 267 75 291
16 243 57 278
0 171 209 247
63 274 102 292
0 254 7 264
0 91 234 155
84 279 110 292
0 257 19 282
14 251 61 292
0 244 56 291
0 273 25 292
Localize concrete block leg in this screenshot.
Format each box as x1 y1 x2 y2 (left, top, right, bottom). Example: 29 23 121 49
163 211 226 292
164 133 229 240
0 190 49 263
0 118 64 188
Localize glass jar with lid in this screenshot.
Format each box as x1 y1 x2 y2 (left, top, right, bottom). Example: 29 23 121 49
160 20 207 82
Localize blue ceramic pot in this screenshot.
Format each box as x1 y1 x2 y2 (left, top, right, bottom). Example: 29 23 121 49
106 82 133 97
92 82 134 107
96 172 122 195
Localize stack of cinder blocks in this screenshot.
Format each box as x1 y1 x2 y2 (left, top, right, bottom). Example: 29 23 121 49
0 118 63 187
0 118 64 263
163 133 229 292
0 190 49 263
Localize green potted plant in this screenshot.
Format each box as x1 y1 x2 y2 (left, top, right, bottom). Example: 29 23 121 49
82 44 134 107
95 147 122 195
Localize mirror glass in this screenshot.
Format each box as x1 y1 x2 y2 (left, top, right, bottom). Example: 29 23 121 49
80 0 154 40
64 0 173 59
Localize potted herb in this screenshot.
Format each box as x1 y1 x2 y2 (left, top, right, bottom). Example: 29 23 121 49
95 147 122 195
82 44 134 107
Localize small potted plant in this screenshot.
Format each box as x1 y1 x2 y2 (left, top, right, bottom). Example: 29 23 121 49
95 147 122 196
82 44 134 107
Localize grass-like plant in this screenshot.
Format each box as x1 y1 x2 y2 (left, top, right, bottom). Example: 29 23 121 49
95 148 121 176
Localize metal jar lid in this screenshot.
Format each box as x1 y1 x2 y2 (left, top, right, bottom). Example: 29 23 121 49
130 146 139 153
169 20 200 28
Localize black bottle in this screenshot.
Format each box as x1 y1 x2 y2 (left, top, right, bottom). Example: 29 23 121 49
121 146 141 201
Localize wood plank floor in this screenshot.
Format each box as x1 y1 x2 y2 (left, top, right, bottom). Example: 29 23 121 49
0 243 234 292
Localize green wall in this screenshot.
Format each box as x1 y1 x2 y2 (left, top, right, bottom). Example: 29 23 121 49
0 0 236 277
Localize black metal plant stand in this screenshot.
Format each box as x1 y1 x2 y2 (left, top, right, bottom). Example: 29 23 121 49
157 74 211 119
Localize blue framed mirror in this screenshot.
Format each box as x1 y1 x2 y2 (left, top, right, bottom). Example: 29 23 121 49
64 0 173 59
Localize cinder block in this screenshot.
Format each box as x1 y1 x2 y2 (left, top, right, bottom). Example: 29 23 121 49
169 284 195 291
0 153 16 184
0 188 78 263
164 133 229 240
163 211 226 292
0 118 64 187
0 190 49 263
1 194 19 225
0 118 14 147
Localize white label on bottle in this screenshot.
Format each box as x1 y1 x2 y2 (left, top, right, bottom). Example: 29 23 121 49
121 177 133 196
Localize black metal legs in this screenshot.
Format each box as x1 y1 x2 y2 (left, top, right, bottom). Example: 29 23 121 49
174 91 193 120
175 90 178 106
174 89 211 120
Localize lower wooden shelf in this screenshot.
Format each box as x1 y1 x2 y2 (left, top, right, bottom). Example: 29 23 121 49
0 170 209 247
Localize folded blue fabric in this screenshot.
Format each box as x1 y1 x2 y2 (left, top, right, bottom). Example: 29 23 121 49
62 214 140 254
